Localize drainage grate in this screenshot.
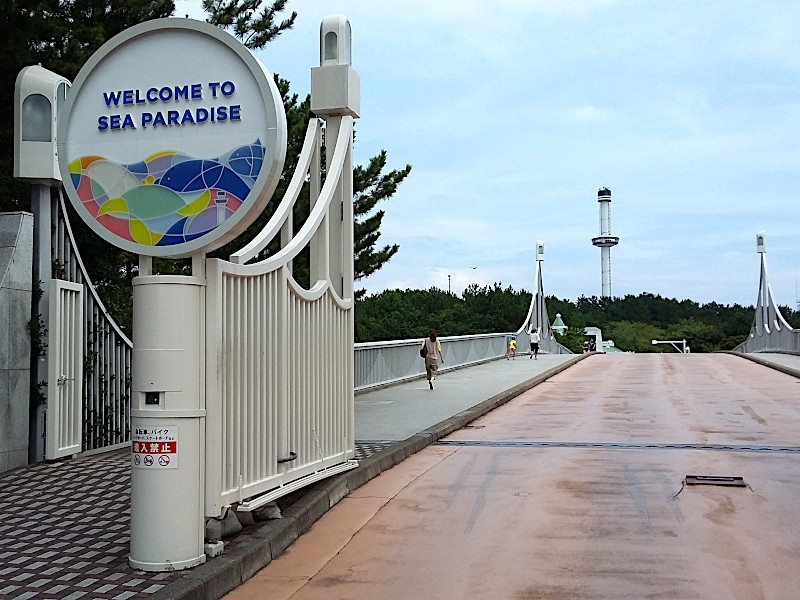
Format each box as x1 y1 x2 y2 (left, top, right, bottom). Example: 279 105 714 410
355 440 395 460
433 440 800 454
686 475 746 487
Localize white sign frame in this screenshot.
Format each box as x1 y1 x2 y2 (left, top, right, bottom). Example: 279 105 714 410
57 18 287 258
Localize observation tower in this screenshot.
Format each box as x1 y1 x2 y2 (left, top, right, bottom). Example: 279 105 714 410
591 187 619 297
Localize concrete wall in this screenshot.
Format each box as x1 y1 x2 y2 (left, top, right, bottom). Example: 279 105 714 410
0 212 33 474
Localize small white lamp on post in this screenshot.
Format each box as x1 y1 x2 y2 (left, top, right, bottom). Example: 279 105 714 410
311 15 360 300
14 65 71 462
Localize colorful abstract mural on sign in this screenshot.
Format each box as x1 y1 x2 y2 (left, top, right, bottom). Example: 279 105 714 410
67 140 265 246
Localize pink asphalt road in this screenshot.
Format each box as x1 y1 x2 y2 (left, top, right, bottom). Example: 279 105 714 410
226 354 800 600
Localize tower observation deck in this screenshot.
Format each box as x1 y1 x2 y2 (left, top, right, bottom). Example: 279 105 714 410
591 187 619 297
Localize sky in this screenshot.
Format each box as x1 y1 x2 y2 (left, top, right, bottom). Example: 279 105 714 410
175 0 800 308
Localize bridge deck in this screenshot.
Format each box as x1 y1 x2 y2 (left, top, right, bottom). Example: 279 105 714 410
227 353 800 600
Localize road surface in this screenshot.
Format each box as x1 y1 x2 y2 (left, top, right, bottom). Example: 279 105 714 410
226 353 800 599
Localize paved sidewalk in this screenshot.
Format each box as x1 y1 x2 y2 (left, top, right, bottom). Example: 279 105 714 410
730 351 800 376
0 353 584 600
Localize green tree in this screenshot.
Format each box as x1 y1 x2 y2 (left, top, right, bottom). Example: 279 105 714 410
354 153 411 299
666 319 722 353
202 0 296 49
0 0 175 213
555 326 587 354
603 321 668 353
354 288 761 347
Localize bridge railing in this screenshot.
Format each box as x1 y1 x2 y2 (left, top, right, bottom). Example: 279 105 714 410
354 242 573 392
355 333 510 392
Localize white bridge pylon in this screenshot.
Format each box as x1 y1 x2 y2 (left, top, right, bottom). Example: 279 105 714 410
516 241 571 355
736 232 800 353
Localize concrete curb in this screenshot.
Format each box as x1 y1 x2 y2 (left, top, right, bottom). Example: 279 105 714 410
720 350 800 379
152 352 591 600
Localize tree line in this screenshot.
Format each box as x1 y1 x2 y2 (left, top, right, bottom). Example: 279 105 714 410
354 286 800 353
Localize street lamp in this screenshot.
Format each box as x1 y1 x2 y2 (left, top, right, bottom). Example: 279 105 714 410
448 267 477 295
651 339 689 353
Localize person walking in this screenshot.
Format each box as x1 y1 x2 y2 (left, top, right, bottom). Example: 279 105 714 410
421 329 444 389
507 336 517 360
529 326 540 360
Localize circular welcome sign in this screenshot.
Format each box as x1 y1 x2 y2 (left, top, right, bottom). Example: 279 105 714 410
58 18 287 257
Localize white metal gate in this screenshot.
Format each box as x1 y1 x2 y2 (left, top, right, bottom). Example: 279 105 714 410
55 189 134 452
205 116 357 516
46 279 84 459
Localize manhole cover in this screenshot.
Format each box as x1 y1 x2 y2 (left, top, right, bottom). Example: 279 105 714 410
685 475 746 487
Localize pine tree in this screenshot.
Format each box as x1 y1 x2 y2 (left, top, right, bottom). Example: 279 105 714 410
206 2 411 293
354 153 411 298
201 0 296 49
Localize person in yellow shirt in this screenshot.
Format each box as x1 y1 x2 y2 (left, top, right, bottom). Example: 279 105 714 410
507 336 517 360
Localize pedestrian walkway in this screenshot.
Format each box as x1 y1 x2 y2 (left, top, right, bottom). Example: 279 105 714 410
0 353 583 600
731 351 800 376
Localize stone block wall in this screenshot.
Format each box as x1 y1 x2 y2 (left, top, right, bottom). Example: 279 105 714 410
0 212 33 474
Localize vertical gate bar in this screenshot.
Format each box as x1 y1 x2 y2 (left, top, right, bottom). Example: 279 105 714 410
72 288 78 448
222 275 230 490
256 274 264 480
247 276 254 484
231 274 237 490
307 299 312 463
333 300 338 456
297 297 302 463
76 288 83 448
227 274 235 491
277 268 287 469
220 274 227 491
61 287 67 448
232 275 240 490
313 297 319 458
242 277 249 485
243 275 250 487
235 276 243 489
271 272 278 472
67 288 73 448
268 273 274 473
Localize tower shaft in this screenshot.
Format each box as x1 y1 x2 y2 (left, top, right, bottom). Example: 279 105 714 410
591 187 619 298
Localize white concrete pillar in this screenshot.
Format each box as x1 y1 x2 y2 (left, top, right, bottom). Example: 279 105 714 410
129 275 206 571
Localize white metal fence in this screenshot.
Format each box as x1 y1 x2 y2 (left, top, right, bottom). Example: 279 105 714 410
45 279 83 459
53 189 133 453
354 243 572 392
205 117 356 516
354 333 509 392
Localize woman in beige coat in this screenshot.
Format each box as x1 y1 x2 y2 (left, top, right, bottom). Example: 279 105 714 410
421 329 445 389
